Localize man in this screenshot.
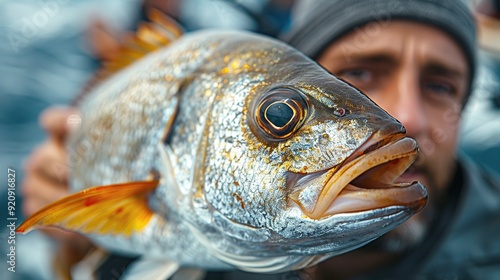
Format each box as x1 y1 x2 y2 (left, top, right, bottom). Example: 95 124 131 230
281 0 500 279
22 1 500 280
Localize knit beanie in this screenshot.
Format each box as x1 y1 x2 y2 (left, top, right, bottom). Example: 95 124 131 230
282 0 477 99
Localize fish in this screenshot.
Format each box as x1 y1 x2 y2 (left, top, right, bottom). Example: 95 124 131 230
17 10 428 275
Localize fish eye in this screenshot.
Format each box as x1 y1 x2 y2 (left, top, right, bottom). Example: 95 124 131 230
256 88 308 139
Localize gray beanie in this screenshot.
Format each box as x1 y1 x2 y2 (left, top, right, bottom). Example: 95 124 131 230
282 0 477 97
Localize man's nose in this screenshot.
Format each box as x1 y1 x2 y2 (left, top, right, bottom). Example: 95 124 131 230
385 71 428 138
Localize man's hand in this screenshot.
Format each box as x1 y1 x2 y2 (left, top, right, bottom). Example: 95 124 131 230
21 106 82 240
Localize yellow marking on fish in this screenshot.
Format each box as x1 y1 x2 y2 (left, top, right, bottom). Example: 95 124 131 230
230 59 241 69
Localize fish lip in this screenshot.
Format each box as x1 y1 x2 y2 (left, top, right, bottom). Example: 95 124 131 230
287 132 428 219
339 131 407 169
323 181 428 218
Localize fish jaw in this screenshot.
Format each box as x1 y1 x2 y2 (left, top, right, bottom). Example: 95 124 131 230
288 133 428 220
276 205 419 256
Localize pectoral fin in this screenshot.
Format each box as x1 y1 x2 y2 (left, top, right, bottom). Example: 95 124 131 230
17 180 159 237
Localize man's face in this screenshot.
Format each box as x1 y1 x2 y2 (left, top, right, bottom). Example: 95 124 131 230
317 21 469 251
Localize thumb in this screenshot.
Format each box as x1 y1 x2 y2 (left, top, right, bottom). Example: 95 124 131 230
40 106 80 143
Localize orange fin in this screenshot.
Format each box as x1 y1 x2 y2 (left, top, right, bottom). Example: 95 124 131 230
73 8 183 105
17 180 159 237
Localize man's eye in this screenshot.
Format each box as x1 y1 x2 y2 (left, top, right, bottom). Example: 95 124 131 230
423 82 455 96
339 69 372 82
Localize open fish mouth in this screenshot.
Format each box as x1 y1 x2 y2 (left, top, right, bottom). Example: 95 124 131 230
288 133 428 220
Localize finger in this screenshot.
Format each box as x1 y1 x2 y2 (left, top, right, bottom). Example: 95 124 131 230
24 141 69 185
21 173 69 203
22 197 50 217
40 106 80 143
21 174 69 216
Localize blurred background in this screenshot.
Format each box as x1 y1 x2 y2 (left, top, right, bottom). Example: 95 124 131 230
461 0 500 174
0 0 498 279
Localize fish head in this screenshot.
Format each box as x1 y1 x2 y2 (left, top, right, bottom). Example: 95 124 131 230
194 39 428 272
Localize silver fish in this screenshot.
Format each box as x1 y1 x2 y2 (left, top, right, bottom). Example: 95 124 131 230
18 11 427 274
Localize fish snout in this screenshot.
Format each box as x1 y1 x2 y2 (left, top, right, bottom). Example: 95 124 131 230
371 113 407 141
288 125 427 220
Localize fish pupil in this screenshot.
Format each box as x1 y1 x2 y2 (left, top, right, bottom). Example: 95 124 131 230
266 103 293 127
